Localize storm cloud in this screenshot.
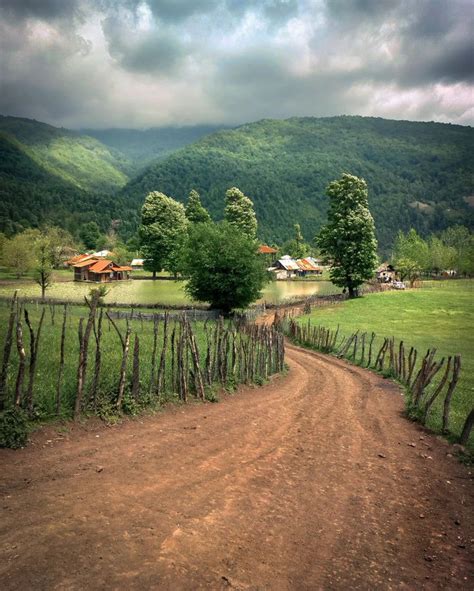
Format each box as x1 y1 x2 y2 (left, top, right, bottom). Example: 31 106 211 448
0 0 472 128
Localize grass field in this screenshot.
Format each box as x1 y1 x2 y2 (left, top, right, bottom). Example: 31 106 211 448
0 273 340 306
297 280 474 443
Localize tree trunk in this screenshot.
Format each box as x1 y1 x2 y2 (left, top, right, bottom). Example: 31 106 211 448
348 285 356 298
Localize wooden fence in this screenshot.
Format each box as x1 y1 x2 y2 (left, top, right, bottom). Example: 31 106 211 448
276 314 472 446
0 294 285 422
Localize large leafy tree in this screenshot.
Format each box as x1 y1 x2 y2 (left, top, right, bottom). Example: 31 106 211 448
224 187 257 239
185 189 211 224
139 191 188 278
439 225 474 276
316 173 378 297
2 230 37 278
182 222 267 313
392 229 429 286
33 232 54 299
281 223 312 259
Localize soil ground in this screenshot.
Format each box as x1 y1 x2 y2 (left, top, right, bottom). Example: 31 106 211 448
1 343 473 590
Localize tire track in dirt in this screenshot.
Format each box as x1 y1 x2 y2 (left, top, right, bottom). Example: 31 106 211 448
0 343 473 590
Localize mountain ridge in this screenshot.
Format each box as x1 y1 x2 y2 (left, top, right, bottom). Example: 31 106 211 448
121 115 474 250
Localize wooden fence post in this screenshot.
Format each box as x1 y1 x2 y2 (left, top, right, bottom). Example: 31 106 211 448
56 305 68 415
14 305 26 407
442 355 461 433
459 408 474 446
132 334 140 399
0 292 17 411
24 308 46 415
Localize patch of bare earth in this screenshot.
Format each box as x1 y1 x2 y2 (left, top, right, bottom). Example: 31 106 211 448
1 343 473 590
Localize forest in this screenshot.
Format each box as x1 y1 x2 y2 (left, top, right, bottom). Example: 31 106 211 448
1 114 472 254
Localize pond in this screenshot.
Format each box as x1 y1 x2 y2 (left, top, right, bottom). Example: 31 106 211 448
0 277 341 306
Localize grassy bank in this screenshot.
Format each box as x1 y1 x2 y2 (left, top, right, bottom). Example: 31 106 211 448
0 300 284 447
296 280 474 444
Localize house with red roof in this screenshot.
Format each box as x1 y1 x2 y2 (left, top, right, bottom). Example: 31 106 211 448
66 255 132 282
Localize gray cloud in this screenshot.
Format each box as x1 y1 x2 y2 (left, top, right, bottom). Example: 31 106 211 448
102 14 188 75
0 0 472 128
146 0 218 22
0 0 83 21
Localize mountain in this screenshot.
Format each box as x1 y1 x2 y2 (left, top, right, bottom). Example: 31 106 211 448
0 115 131 192
81 125 228 168
122 116 474 250
0 116 137 236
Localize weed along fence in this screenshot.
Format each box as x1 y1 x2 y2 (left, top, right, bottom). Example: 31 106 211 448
0 294 285 448
276 315 473 447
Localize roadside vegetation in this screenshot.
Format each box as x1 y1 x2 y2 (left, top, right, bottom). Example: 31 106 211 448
294 280 473 445
0 297 284 448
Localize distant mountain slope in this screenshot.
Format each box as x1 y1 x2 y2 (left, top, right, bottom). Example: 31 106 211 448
0 125 137 237
81 125 228 168
0 115 130 192
122 116 474 250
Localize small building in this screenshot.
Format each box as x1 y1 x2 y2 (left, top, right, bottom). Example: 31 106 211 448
258 245 278 255
130 258 145 270
377 263 396 283
296 257 323 276
67 255 132 282
271 255 300 279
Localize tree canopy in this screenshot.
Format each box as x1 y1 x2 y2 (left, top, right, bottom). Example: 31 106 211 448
139 191 188 277
185 189 211 224
316 174 378 297
224 187 258 238
182 222 267 313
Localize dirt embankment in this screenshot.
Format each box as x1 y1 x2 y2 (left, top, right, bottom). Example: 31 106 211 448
1 344 473 590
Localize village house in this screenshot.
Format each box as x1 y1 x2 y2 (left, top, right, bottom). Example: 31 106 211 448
258 244 278 255
66 255 132 282
130 258 145 271
295 257 323 277
270 255 300 279
376 263 397 283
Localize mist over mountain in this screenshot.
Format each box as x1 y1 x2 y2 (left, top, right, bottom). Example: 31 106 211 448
81 125 229 169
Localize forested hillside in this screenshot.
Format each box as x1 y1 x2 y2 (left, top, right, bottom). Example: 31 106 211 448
0 118 137 237
82 125 227 168
1 115 472 250
122 116 474 250
0 116 131 191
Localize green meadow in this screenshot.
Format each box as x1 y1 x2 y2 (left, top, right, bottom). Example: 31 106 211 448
0 273 340 306
297 280 474 443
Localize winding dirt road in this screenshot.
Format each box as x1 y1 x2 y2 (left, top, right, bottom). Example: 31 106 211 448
1 343 473 590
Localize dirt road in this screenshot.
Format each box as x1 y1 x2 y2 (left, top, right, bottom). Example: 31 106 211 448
1 343 473 590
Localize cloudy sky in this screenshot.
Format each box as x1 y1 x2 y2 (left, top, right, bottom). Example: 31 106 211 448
0 0 472 129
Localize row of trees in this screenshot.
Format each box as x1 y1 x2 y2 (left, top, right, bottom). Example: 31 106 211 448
0 227 77 298
139 175 379 305
0 223 140 295
139 187 265 312
392 226 474 285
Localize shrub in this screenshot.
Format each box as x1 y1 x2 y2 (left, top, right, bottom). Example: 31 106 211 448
0 407 29 449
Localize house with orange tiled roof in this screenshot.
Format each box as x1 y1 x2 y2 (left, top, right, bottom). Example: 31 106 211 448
258 244 278 255
66 255 132 282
